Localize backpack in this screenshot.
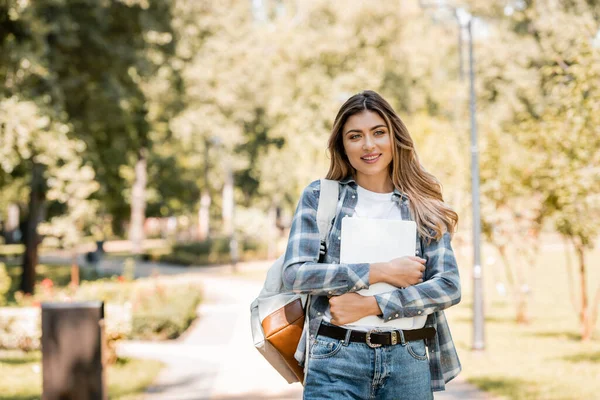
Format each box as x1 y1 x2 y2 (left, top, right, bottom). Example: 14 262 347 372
250 179 339 384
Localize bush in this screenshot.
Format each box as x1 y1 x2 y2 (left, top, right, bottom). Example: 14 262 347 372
130 283 202 340
75 278 202 340
151 236 269 266
0 308 40 351
1 277 203 351
0 263 11 306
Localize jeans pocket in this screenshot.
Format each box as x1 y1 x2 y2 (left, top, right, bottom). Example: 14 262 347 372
310 337 343 359
407 339 428 361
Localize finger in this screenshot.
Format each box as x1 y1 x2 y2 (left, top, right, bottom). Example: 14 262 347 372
408 256 426 264
419 264 426 272
418 278 424 283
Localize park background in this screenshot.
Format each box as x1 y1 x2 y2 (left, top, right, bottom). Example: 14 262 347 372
0 0 599 399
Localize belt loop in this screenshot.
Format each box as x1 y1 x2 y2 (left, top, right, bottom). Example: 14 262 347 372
342 327 352 346
398 330 406 346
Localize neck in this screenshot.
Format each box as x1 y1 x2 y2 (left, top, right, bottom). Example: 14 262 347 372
355 172 394 193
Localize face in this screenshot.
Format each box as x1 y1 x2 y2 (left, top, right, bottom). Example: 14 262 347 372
341 110 393 188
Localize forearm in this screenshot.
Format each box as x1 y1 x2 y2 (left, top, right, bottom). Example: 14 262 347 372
282 261 370 295
374 273 461 320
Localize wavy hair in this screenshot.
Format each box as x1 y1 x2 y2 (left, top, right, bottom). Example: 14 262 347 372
325 90 458 241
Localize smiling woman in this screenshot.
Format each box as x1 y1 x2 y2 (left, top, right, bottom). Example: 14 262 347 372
281 90 462 399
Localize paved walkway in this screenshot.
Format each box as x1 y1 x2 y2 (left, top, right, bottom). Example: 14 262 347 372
109 259 497 400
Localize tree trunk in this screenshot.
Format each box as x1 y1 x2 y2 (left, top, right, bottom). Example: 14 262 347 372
20 163 46 294
498 244 516 287
575 243 592 341
496 243 531 324
198 140 211 241
516 285 530 324
129 149 147 255
587 284 600 340
222 166 234 237
198 192 210 241
564 237 578 311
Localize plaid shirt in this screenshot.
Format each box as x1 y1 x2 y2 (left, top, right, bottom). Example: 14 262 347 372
282 177 462 392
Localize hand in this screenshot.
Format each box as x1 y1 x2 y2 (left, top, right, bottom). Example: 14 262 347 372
370 256 426 288
329 293 381 325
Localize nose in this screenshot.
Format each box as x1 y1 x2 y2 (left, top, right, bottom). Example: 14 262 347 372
362 135 375 151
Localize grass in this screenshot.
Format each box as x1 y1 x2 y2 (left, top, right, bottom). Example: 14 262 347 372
447 239 600 400
0 350 163 400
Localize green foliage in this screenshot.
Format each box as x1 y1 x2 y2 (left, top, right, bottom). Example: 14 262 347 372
154 237 268 266
130 282 202 340
158 239 231 265
0 263 10 306
0 245 23 257
0 0 182 240
74 277 203 341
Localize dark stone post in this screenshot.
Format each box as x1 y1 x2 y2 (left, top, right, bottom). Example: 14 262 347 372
42 302 107 400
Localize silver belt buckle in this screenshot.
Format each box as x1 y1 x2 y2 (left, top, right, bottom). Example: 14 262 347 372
365 329 382 348
391 331 398 345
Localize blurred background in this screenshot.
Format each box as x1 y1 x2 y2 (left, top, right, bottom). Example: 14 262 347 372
0 0 599 399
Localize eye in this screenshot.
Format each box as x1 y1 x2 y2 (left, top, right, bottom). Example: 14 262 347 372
374 130 386 136
350 134 362 140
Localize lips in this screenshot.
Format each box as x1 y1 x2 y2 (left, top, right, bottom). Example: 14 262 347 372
361 153 381 164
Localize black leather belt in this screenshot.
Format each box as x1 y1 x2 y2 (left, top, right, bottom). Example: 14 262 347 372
317 323 436 348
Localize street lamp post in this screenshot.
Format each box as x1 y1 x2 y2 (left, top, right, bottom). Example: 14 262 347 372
420 3 485 351
463 13 484 352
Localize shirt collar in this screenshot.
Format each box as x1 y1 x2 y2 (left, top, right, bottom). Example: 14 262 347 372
338 176 409 203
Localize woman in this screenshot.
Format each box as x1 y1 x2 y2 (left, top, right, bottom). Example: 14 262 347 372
282 90 462 399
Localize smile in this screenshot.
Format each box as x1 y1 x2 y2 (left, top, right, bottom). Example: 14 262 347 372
360 154 381 164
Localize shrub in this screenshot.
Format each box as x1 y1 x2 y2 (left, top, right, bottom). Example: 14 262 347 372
0 263 11 306
1 277 203 351
0 308 40 351
129 281 202 340
152 236 269 266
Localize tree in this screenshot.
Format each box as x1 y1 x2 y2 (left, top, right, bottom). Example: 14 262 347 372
0 97 96 293
472 0 600 337
1 0 179 292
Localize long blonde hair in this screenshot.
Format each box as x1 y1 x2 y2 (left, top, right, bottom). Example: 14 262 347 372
325 90 458 241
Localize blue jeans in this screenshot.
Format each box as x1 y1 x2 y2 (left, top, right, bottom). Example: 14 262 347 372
303 326 434 400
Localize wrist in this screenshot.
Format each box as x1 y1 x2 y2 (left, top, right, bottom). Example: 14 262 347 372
369 262 388 284
361 295 383 317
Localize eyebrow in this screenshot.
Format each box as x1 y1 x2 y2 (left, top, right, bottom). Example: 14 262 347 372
344 124 387 136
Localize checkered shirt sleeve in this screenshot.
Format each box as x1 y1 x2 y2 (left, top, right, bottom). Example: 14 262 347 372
282 181 370 295
373 231 461 321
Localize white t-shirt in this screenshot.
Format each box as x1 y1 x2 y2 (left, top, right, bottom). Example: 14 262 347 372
323 184 426 331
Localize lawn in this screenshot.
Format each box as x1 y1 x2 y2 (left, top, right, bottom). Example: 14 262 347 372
0 350 163 400
448 237 600 400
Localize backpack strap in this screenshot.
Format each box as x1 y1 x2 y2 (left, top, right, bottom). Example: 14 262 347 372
304 179 338 381
316 179 339 243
